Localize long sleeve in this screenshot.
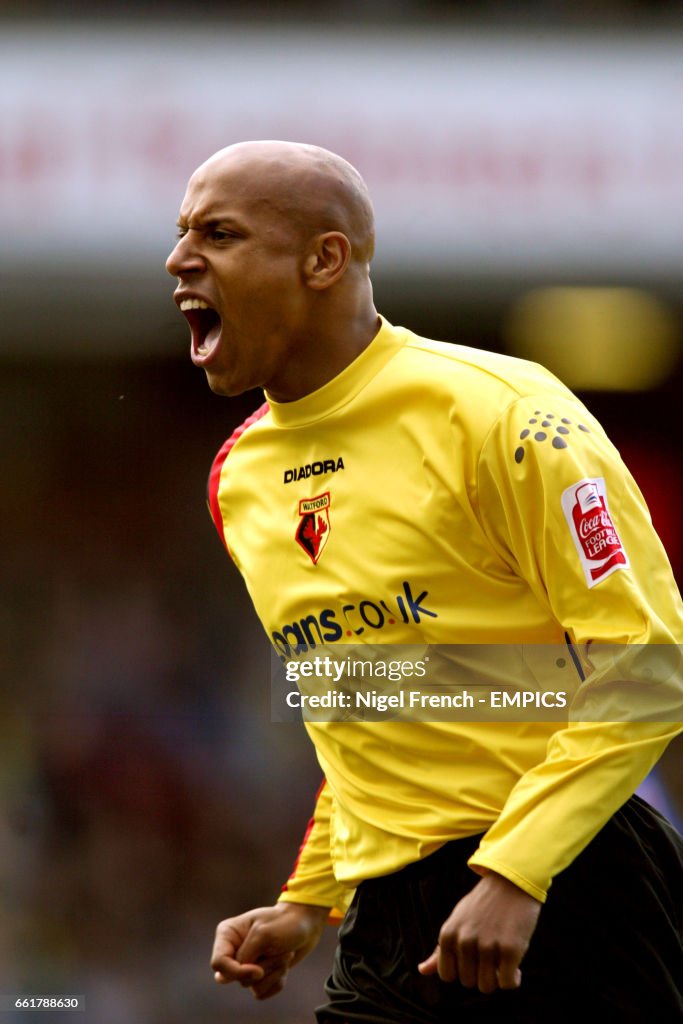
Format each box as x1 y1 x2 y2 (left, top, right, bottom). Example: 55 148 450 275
278 779 353 921
467 392 683 900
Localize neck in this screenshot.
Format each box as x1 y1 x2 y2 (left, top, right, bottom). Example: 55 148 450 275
266 287 380 403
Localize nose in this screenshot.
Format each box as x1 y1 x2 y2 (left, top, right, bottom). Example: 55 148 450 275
165 231 204 278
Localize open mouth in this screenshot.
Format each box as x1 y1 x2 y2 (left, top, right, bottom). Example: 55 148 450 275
179 298 222 362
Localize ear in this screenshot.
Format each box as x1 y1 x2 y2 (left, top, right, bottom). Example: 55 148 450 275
303 232 351 290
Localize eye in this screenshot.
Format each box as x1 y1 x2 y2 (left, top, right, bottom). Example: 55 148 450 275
175 227 188 240
210 228 238 242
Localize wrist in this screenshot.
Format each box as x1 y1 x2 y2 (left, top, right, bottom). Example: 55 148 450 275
479 870 542 904
277 900 331 922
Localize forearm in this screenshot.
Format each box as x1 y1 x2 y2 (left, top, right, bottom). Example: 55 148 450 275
279 778 351 920
469 719 680 900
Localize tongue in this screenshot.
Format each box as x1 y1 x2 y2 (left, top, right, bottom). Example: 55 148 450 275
186 309 221 353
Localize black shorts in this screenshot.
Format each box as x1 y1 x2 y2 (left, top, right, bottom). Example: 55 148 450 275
315 796 683 1024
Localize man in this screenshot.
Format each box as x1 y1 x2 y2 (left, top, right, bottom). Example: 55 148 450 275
166 141 683 1022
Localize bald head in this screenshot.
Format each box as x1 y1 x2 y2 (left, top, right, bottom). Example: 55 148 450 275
190 140 375 264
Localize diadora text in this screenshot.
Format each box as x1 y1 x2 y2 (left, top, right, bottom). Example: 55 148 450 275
284 457 345 484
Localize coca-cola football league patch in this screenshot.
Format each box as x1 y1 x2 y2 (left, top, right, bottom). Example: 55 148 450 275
561 477 629 587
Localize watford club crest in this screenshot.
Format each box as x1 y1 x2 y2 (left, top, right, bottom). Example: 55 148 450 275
296 492 331 564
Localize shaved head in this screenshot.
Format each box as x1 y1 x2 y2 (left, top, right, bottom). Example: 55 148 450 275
189 140 375 264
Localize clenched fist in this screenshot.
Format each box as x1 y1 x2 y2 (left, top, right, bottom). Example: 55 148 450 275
211 901 330 1000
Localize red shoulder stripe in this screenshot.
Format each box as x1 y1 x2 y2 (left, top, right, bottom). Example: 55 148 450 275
207 401 270 552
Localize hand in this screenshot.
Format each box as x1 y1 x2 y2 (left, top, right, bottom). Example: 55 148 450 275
211 902 330 1000
418 871 542 994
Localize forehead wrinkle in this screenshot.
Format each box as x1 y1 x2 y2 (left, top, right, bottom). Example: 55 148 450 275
179 209 247 231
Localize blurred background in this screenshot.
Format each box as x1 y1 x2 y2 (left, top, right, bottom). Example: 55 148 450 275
1 2 683 1021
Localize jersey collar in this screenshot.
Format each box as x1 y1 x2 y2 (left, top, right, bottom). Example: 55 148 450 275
265 317 405 428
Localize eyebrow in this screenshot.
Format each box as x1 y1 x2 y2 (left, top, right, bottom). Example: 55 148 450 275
176 213 246 231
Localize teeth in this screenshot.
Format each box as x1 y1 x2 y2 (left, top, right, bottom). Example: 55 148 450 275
179 298 210 311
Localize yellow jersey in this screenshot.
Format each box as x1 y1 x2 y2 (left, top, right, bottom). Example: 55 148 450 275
208 318 683 910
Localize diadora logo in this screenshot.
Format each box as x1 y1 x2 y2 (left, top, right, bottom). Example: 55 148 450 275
271 580 438 659
284 457 344 484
